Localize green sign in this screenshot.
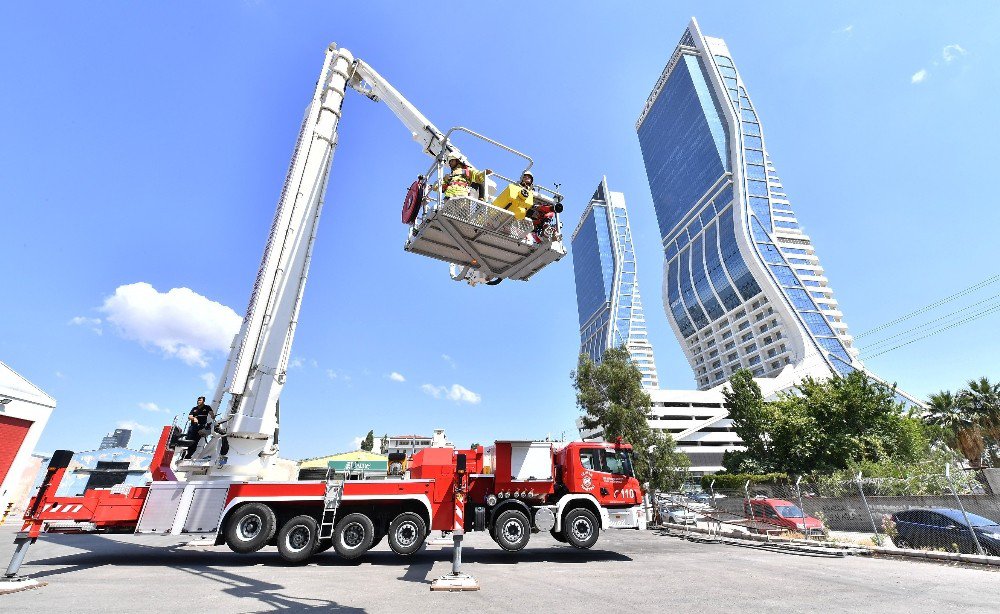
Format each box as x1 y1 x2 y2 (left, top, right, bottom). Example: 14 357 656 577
328 459 388 473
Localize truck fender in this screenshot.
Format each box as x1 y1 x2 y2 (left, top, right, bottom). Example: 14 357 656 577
553 494 608 532
489 498 532 529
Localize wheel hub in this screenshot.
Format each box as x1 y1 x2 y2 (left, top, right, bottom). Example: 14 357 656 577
288 525 311 551
395 521 417 547
343 522 364 548
238 514 262 540
502 519 523 543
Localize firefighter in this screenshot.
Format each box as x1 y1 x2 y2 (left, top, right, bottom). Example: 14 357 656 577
182 396 215 460
433 153 492 200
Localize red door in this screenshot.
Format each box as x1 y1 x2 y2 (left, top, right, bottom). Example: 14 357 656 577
0 415 33 486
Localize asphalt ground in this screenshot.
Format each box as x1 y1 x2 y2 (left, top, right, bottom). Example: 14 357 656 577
0 524 997 612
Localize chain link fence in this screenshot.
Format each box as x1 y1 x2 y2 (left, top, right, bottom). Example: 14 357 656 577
654 469 1000 557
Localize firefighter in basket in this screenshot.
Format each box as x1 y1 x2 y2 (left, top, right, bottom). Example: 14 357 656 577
431 152 492 201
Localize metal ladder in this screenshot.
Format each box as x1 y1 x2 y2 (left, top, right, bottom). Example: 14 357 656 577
319 479 344 540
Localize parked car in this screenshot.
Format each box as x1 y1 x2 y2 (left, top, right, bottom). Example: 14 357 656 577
891 508 1000 555
744 498 825 535
659 503 697 525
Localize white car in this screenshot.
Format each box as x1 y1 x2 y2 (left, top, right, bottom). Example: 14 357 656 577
659 504 698 525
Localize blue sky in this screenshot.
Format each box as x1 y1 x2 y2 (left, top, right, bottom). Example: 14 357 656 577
3 2 998 457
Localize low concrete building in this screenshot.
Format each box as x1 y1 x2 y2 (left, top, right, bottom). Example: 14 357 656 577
384 429 452 456
0 361 56 518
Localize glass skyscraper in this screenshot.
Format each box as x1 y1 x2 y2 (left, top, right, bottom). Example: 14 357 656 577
636 19 862 390
572 177 659 389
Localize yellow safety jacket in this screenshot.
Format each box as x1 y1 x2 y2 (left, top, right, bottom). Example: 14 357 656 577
439 167 487 199
492 183 534 220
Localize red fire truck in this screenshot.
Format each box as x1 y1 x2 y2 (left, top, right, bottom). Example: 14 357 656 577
4 44 641 578
11 429 643 568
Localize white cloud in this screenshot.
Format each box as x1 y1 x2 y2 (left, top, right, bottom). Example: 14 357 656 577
117 420 154 434
327 369 352 383
351 436 364 450
69 316 103 336
200 372 217 391
310 359 319 368
442 354 457 369
911 69 927 84
421 383 481 404
138 402 168 413
942 44 966 62
388 372 406 382
833 24 854 35
289 357 304 369
99 282 241 367
55 371 65 379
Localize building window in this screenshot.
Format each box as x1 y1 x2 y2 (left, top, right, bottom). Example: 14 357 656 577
744 343 758 353
741 332 753 342
721 330 732 340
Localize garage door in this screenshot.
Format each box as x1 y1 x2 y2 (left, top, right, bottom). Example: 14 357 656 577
0 415 33 486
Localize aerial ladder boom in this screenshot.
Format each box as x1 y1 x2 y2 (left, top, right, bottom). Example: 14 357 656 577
185 44 563 479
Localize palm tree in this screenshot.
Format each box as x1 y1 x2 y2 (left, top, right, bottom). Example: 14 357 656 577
961 377 1000 466
925 390 984 467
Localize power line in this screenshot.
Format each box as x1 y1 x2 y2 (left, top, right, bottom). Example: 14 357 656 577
859 293 1000 351
854 274 1000 339
862 303 1000 359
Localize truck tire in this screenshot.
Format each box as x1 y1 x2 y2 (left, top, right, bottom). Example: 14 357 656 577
563 508 599 549
388 511 427 556
332 512 375 559
276 515 318 564
494 509 531 552
225 502 276 554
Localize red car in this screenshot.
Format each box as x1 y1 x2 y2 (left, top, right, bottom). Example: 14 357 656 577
744 498 825 535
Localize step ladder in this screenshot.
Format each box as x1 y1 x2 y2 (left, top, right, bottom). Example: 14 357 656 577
319 479 344 541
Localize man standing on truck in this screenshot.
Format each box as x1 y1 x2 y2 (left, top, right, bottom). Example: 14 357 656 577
182 396 214 459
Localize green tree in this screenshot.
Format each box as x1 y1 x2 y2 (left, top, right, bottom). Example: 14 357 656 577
361 430 374 452
722 369 928 475
573 347 690 498
380 433 389 455
721 370 775 473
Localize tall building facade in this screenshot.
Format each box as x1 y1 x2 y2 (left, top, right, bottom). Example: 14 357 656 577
99 428 131 450
636 19 863 391
572 177 659 389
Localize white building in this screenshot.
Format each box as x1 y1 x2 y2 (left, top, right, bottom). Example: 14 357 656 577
0 361 56 516
383 428 452 456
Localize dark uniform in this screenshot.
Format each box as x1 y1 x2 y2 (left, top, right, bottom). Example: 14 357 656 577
183 402 214 459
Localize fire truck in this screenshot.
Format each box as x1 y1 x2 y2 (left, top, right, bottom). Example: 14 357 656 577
4 44 643 576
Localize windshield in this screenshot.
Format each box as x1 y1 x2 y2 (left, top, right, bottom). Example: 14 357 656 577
578 447 635 477
775 505 805 518
603 449 634 477
961 512 1000 528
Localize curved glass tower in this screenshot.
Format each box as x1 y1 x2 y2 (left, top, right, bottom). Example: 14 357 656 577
572 177 659 390
636 19 862 391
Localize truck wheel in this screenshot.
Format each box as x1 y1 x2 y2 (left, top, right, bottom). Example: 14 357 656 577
550 529 568 543
276 515 318 564
563 508 599 549
494 509 531 552
225 502 276 553
388 511 427 556
333 512 375 559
